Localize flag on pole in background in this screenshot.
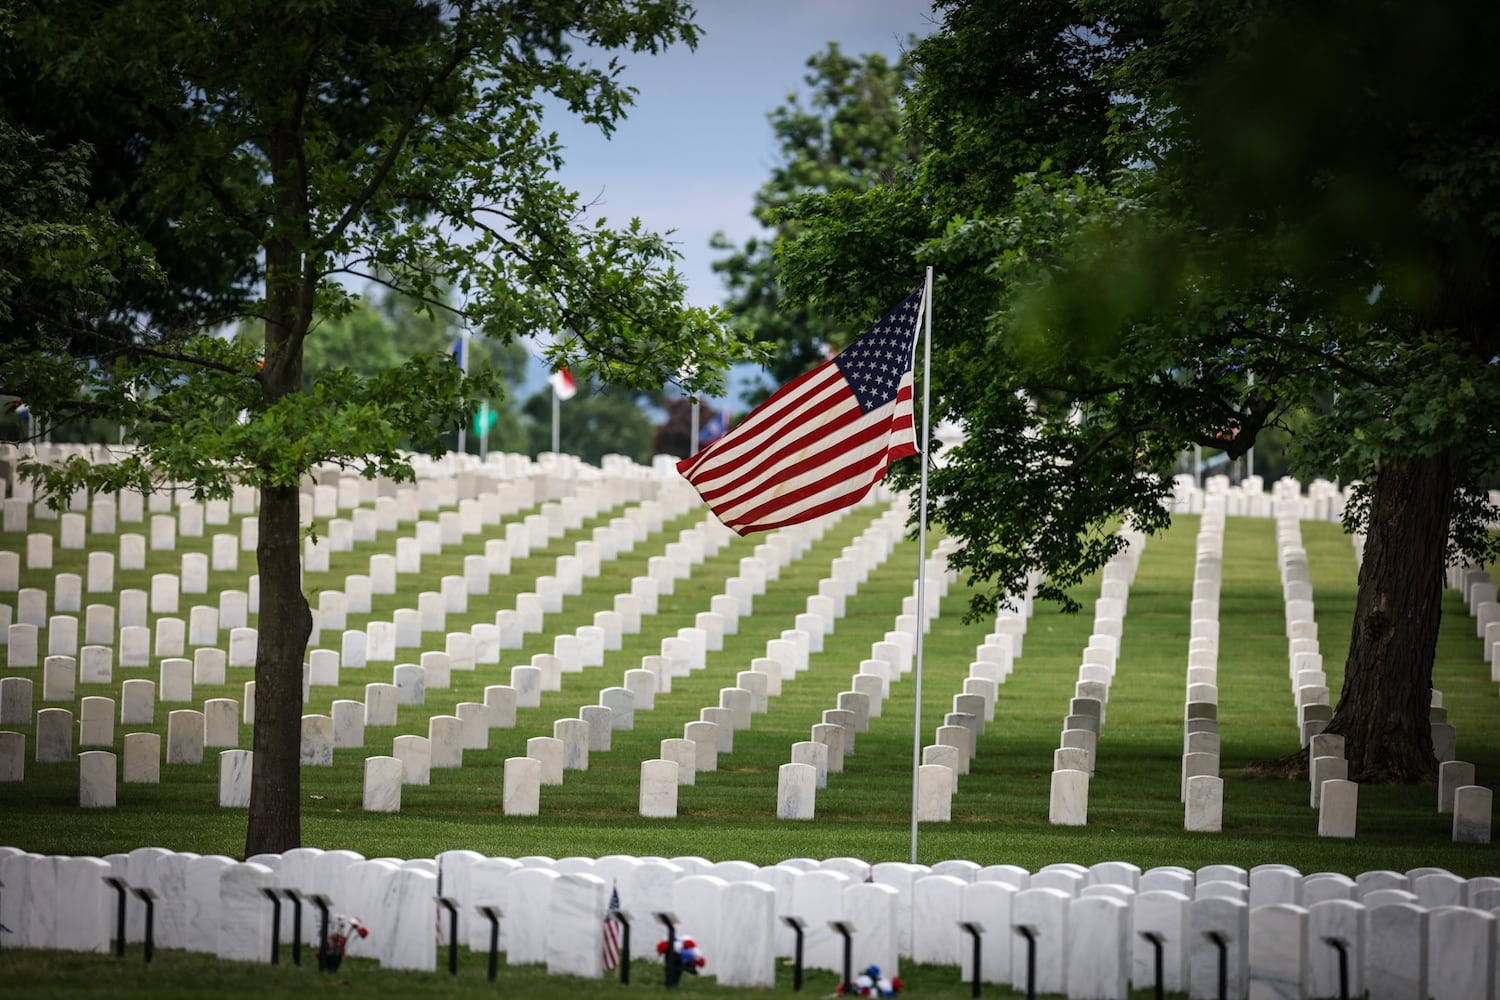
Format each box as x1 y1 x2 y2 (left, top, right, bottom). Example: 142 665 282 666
448 333 467 372
549 366 577 400
697 406 727 448
602 885 623 971
676 286 924 534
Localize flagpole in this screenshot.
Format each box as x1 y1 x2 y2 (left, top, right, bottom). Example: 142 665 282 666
909 265 934 865
457 329 471 456
689 396 700 457
551 383 560 454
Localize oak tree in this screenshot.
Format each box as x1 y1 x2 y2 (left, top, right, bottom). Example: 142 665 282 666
1 0 758 853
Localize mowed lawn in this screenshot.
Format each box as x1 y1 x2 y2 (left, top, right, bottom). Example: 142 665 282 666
1 477 1496 879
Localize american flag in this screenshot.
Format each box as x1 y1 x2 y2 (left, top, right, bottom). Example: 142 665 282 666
676 287 924 534
602 885 623 971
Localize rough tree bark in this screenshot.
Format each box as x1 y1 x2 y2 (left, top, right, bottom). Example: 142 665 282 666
245 482 312 855
1323 449 1453 784
244 105 314 856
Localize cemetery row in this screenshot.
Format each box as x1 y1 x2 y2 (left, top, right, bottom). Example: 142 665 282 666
1042 481 1494 845
1 450 1038 832
0 494 991 824
3 846 1500 999
0 437 1046 829
2 452 1495 840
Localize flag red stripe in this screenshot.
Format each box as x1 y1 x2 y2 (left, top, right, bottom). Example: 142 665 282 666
678 361 843 482
690 386 866 505
722 416 916 530
676 286 924 535
698 380 914 512
706 398 909 526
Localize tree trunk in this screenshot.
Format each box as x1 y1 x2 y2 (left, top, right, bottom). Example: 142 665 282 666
1324 449 1452 784
244 481 312 855
244 104 313 855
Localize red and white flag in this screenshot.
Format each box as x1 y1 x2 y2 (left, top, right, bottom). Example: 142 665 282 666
602 885 623 971
549 366 577 400
676 286 924 534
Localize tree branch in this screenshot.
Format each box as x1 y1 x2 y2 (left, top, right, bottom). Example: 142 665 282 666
1066 421 1173 473
125 91 268 242
331 266 470 318
1234 325 1388 387
321 9 476 248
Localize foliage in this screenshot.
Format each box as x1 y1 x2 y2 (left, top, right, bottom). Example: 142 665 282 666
1098 0 1500 550
770 0 1500 781
709 42 918 403
773 0 1500 613
0 0 762 852
519 379 654 465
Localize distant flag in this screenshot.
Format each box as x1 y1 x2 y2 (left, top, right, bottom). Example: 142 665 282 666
12 400 28 418
698 406 728 448
676 286 924 534
602 884 623 971
549 366 578 401
449 332 468 372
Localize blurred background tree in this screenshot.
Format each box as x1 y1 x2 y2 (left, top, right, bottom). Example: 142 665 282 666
710 42 919 404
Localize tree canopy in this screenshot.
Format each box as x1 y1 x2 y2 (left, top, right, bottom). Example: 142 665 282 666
772 0 1500 783
0 0 760 852
710 41 918 402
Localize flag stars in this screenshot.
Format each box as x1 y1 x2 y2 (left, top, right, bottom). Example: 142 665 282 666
834 289 922 413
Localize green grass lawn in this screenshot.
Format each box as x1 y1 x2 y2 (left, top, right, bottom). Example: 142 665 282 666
1 473 1496 996
2 480 1493 874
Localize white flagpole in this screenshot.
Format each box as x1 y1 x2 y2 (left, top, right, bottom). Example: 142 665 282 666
551 383 561 454
689 397 700 457
909 265 934 865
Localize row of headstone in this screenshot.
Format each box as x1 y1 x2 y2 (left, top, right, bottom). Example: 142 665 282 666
1275 514 1336 748
883 537 984 824
1272 513 1362 840
1452 564 1500 718
1050 530 1142 827
4 615 257 679
0 726 165 787
3 597 249 659
1169 472 1350 523
778 510 922 820
5 846 1497 997
1180 505 1225 833
355 500 896 817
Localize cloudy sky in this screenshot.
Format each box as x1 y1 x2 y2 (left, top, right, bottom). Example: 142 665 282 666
548 0 939 313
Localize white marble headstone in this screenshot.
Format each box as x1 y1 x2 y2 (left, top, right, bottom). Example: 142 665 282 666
362 755 402 812
218 749 252 807
504 755 541 815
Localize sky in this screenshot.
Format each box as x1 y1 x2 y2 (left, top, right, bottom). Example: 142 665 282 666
527 0 939 403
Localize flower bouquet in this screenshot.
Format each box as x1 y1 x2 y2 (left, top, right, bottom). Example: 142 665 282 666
838 964 903 997
317 912 368 972
656 934 705 987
